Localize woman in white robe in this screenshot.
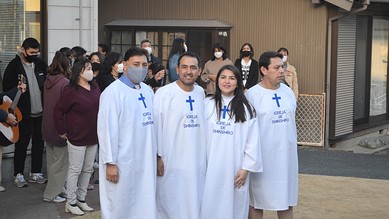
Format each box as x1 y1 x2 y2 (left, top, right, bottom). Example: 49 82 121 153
200 65 263 219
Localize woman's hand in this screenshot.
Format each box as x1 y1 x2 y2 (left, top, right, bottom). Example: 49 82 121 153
234 169 248 188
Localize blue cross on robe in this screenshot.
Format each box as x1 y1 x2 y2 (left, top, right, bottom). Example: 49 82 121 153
186 96 195 111
272 93 281 107
138 93 147 108
221 105 229 119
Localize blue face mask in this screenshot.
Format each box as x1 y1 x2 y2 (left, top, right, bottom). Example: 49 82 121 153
126 66 147 84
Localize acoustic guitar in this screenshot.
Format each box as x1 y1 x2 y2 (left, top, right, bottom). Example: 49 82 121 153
0 74 26 146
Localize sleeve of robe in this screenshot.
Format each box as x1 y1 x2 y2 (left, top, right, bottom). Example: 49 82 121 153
97 87 120 165
242 112 263 173
153 88 167 157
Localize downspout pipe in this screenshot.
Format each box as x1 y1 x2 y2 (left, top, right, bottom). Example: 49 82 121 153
325 0 370 147
79 0 83 46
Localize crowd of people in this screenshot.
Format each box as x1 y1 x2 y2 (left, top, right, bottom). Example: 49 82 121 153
0 37 299 219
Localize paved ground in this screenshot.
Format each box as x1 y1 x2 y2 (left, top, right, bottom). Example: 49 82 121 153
0 147 388 218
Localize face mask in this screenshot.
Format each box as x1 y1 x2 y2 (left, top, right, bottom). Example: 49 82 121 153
242 51 251 57
144 47 152 55
24 53 38 63
184 44 188 52
92 62 101 72
214 51 223 59
282 55 288 63
82 69 94 81
126 66 147 84
115 63 124 73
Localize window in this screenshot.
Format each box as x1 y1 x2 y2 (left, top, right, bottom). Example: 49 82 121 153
0 0 42 90
111 30 133 55
370 17 389 116
354 15 389 126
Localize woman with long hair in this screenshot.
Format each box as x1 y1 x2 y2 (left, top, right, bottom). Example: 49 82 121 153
200 65 262 219
42 51 71 203
167 38 186 82
234 43 259 90
201 43 234 96
96 52 123 92
54 59 100 216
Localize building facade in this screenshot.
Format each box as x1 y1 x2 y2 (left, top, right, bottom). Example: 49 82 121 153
0 0 388 157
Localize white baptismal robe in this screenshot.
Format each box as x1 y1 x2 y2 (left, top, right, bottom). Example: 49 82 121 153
200 96 263 219
98 80 157 219
153 82 206 219
246 83 298 211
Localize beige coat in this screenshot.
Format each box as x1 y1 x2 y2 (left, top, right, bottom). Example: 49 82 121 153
284 62 299 100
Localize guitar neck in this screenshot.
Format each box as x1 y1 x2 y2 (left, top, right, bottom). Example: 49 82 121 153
10 90 22 112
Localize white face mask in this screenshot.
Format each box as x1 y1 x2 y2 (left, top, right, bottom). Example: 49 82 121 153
115 63 124 73
82 69 94 81
282 55 288 63
184 44 188 52
144 47 152 55
214 51 223 59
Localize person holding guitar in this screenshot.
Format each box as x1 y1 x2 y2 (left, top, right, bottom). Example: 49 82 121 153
2 37 47 188
0 81 27 192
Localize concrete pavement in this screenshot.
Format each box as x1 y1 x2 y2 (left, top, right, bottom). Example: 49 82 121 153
0 147 388 218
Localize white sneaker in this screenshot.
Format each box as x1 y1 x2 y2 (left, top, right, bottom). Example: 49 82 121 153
28 173 47 184
60 186 67 198
43 195 66 203
65 202 85 215
76 200 94 212
13 173 28 188
0 185 5 192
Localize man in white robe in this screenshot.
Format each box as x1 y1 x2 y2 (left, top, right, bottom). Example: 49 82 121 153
98 47 157 219
246 51 298 219
154 52 206 219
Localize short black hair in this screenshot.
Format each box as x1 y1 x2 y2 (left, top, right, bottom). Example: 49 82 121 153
277 47 289 55
98 43 110 53
123 47 148 61
72 46 87 61
258 51 283 77
22 37 40 50
140 39 151 46
177 51 201 67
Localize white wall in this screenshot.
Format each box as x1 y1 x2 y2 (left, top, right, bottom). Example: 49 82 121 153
47 0 98 64
1 0 98 169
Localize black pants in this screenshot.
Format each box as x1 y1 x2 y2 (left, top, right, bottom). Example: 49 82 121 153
14 116 44 176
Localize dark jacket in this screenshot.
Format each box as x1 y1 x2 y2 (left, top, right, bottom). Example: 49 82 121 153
42 74 69 146
2 54 47 117
0 87 19 122
97 74 116 92
149 54 162 65
234 58 259 90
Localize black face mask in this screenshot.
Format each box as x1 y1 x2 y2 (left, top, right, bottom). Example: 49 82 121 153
91 62 101 72
24 53 38 63
242 51 251 57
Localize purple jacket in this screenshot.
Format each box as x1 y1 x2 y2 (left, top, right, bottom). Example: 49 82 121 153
54 83 100 146
42 74 69 146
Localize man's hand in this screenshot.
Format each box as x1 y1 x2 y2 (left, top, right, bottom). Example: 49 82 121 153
106 163 119 183
6 113 17 126
234 169 248 188
157 156 164 176
18 82 27 93
155 69 166 81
